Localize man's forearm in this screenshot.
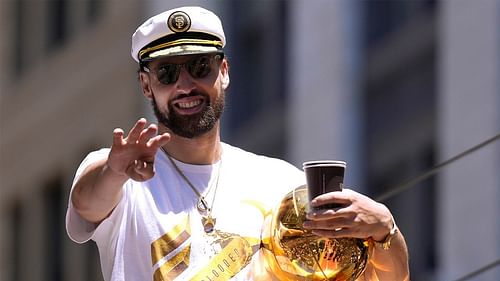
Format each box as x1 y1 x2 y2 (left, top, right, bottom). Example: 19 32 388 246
71 157 129 224
362 232 410 280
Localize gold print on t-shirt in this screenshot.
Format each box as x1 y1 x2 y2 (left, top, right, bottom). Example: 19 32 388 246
153 246 191 281
152 216 191 281
190 230 261 281
150 211 263 280
187 200 269 280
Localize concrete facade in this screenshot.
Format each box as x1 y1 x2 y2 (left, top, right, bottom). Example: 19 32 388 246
288 0 365 190
438 1 500 280
0 1 144 280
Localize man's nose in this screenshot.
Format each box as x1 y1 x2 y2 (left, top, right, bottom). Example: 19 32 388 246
174 66 196 93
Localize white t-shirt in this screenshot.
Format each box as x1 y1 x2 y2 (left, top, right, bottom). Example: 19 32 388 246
66 143 305 281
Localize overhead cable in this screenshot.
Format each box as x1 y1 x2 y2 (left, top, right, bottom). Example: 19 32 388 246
452 258 500 281
376 133 500 202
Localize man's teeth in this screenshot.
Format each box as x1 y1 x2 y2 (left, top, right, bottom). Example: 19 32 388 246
178 100 201 109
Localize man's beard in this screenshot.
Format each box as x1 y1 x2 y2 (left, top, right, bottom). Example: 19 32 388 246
151 90 225 139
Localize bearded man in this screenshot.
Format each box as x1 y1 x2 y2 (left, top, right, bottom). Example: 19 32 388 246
66 6 409 281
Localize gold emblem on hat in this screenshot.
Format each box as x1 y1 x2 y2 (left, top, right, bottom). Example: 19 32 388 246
168 11 191 33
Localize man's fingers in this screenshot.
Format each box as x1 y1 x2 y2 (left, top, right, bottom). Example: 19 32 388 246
310 189 354 208
134 160 155 180
113 129 125 146
311 227 362 239
126 118 147 144
303 216 353 230
138 124 158 144
306 206 355 221
126 160 155 181
148 133 171 148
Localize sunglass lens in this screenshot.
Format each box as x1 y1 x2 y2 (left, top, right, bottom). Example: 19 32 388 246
187 56 212 79
157 64 181 84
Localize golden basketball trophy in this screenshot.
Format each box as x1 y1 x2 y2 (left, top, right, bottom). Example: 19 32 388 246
262 161 371 280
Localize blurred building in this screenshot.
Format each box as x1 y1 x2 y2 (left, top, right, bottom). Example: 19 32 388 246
0 1 498 281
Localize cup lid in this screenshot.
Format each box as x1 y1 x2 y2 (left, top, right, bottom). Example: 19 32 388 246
302 160 346 169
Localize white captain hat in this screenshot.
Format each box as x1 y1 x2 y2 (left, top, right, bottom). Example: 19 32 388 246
131 6 226 63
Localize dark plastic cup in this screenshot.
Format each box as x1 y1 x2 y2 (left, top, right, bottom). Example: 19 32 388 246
303 160 346 210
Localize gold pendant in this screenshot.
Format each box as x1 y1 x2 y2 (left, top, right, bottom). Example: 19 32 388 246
202 216 216 233
197 198 209 215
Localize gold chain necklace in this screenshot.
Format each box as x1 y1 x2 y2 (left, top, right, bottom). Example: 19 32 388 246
161 147 221 233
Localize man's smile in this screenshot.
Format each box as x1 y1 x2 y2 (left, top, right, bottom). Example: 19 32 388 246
171 95 207 115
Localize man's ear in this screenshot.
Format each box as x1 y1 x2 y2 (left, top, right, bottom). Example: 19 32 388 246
139 72 153 100
220 59 230 90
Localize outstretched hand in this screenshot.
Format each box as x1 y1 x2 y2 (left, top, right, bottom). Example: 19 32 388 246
303 189 394 242
108 118 171 182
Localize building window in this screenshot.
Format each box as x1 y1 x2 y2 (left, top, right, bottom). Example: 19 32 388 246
364 0 437 49
46 0 68 50
362 1 437 279
86 243 105 281
221 1 288 158
43 180 64 281
87 0 104 24
12 0 26 77
7 202 23 281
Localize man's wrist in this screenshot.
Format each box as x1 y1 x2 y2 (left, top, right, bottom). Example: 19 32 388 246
104 162 129 181
373 217 398 250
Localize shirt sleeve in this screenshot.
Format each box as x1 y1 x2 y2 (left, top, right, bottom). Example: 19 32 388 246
65 148 126 244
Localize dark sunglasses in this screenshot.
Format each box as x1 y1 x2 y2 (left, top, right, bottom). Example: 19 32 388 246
142 53 224 85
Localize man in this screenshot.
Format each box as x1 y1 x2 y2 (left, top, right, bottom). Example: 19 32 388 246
66 6 409 281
